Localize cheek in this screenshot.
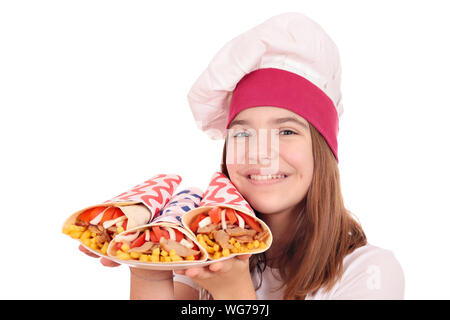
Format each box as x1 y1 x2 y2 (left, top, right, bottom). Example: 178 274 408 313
283 142 314 181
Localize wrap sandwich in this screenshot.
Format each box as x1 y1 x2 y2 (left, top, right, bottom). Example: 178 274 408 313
62 174 182 256
181 172 272 261
106 187 208 265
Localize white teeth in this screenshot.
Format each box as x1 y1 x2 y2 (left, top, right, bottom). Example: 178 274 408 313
249 174 287 180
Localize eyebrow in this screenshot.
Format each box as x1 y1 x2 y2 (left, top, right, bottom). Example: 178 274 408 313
229 116 309 130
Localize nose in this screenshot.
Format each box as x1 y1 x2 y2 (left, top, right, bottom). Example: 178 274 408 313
247 128 280 172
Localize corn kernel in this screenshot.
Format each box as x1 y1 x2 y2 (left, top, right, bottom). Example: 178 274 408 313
151 255 159 263
130 252 141 259
253 240 260 248
213 251 222 259
82 238 91 247
169 249 177 257
229 238 236 245
197 234 203 241
117 226 124 234
101 242 108 254
139 254 149 262
205 237 215 246
213 244 220 252
161 250 168 257
171 255 183 262
121 243 130 252
163 256 171 262
80 230 91 241
206 246 215 254
152 248 160 256
222 248 230 257
69 225 85 232
117 251 131 260
259 241 266 249
231 247 239 254
62 227 71 235
239 246 248 253
185 255 195 261
69 231 82 239
247 242 254 250
199 239 208 248
89 242 98 250
234 241 240 249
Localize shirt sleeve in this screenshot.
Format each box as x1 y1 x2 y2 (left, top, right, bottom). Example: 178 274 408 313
172 272 202 291
324 245 405 300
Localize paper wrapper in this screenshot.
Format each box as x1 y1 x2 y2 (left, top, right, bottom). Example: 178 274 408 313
152 187 204 226
62 174 182 257
182 172 273 261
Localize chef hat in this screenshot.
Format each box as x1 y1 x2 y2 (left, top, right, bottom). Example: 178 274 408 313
187 12 343 161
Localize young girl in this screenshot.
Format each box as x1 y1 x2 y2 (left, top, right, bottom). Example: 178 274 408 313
80 12 404 300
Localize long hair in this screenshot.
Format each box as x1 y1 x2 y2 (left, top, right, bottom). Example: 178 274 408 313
220 124 367 300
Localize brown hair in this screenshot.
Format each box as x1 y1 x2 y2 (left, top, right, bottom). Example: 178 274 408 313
220 124 367 299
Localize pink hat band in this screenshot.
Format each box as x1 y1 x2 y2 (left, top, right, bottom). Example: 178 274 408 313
226 68 339 162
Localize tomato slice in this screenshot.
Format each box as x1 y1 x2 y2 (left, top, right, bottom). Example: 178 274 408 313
189 213 208 233
99 207 116 224
191 242 200 260
130 232 146 248
225 208 237 224
174 229 184 242
112 207 125 219
237 212 262 233
115 241 123 250
149 230 158 242
208 207 221 224
78 206 108 223
152 226 170 242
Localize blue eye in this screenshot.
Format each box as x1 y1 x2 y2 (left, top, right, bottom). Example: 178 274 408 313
280 129 297 135
233 131 251 138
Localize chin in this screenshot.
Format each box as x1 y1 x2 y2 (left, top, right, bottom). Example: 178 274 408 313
242 193 288 214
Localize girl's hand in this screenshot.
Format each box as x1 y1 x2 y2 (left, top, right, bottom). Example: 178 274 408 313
78 244 120 267
174 254 256 300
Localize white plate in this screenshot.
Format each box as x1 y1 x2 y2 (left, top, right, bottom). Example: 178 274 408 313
81 243 233 270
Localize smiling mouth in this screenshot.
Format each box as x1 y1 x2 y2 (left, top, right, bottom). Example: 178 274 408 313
247 174 288 181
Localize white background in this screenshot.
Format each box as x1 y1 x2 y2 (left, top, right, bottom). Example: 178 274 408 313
1 0 449 299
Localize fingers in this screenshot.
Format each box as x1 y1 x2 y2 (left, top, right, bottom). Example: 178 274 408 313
78 244 100 258
209 262 223 272
100 258 120 267
79 244 120 267
236 254 252 260
185 268 201 278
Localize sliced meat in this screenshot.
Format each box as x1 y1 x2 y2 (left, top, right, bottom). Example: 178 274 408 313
88 225 101 234
255 230 270 242
197 223 219 234
160 237 200 257
212 230 234 250
75 219 89 227
95 232 111 245
107 226 118 234
233 235 254 243
225 226 256 237
128 241 156 253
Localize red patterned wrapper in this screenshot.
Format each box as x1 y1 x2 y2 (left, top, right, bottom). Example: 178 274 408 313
105 174 182 221
198 172 255 216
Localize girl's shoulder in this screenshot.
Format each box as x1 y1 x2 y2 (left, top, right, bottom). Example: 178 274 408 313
307 243 405 300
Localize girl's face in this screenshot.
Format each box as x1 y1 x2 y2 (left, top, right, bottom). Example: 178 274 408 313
226 106 314 216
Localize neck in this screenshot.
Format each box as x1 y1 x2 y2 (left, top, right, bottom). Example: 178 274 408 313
257 204 303 268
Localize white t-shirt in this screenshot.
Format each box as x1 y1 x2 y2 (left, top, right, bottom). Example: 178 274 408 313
173 244 405 299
